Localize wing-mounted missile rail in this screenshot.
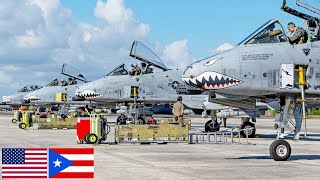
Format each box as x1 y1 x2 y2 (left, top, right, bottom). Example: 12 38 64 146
282 0 320 41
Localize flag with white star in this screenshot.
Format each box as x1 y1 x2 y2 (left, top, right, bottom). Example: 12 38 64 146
2 148 94 179
48 148 94 178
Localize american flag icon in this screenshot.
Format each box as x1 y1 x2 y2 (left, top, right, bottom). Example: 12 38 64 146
2 148 48 178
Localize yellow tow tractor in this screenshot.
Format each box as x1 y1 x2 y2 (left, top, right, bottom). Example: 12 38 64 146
12 110 22 123
18 111 35 129
78 113 110 144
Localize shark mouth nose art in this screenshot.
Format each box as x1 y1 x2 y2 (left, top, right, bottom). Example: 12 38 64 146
182 72 242 90
25 96 42 101
76 90 101 99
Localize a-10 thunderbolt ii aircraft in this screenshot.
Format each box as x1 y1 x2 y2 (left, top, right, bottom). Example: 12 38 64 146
24 64 89 105
182 0 320 161
75 41 214 123
75 41 267 127
1 85 42 108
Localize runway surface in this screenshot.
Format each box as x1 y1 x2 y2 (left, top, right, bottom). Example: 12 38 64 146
0 112 320 180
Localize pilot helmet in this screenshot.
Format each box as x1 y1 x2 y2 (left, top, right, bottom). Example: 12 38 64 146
131 62 138 68
61 79 65 82
287 22 295 29
177 96 182 101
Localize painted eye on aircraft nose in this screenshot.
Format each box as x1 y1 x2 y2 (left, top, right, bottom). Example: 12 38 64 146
183 66 192 74
204 57 223 66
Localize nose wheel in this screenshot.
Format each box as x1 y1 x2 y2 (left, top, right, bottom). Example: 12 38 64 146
239 122 256 138
269 139 291 161
204 120 221 132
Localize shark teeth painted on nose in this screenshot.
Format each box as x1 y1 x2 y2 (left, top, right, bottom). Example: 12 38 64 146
26 96 42 101
76 90 101 99
182 72 242 90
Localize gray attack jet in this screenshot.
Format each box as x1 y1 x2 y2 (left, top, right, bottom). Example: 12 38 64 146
183 0 320 161
24 64 89 105
1 85 42 108
75 41 211 115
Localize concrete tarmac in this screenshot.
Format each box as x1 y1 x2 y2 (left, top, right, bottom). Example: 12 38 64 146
0 112 320 180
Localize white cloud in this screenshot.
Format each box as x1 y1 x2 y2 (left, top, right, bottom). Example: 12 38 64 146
0 71 13 84
33 72 48 78
210 43 234 54
161 40 196 70
95 0 133 25
0 0 152 96
15 30 46 48
0 65 21 72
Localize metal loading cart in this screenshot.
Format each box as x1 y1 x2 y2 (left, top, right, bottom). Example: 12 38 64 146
115 119 191 144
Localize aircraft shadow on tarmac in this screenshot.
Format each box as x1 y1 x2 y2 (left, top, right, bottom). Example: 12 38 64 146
227 155 320 161
257 134 320 142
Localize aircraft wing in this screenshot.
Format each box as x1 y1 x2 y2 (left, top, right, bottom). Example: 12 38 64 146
29 100 96 106
208 93 257 110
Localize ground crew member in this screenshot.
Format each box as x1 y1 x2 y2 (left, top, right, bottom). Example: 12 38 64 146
29 105 35 112
172 96 184 124
287 22 308 44
19 105 25 111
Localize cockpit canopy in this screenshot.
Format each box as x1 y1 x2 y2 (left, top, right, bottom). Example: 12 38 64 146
130 41 169 71
105 64 129 77
17 85 42 93
239 19 288 45
45 78 78 87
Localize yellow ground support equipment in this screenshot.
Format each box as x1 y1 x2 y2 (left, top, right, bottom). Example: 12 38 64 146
12 110 21 123
115 119 191 143
18 111 34 129
38 117 77 129
83 114 110 144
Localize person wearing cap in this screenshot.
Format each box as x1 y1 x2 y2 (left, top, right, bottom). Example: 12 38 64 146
287 22 308 44
172 96 184 125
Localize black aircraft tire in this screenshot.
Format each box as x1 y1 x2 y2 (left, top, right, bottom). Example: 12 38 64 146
240 121 255 138
136 117 145 125
205 120 212 132
204 120 220 132
117 115 127 125
269 140 291 161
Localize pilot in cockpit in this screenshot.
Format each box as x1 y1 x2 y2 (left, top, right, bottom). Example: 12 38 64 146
287 22 308 44
129 62 141 76
61 79 68 86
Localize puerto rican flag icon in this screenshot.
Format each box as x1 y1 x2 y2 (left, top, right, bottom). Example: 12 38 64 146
48 148 94 178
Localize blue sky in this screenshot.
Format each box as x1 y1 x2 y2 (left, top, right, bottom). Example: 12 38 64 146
61 0 310 58
0 0 319 96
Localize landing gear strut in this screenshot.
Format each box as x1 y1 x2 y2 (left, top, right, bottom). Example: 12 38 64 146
271 96 303 161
